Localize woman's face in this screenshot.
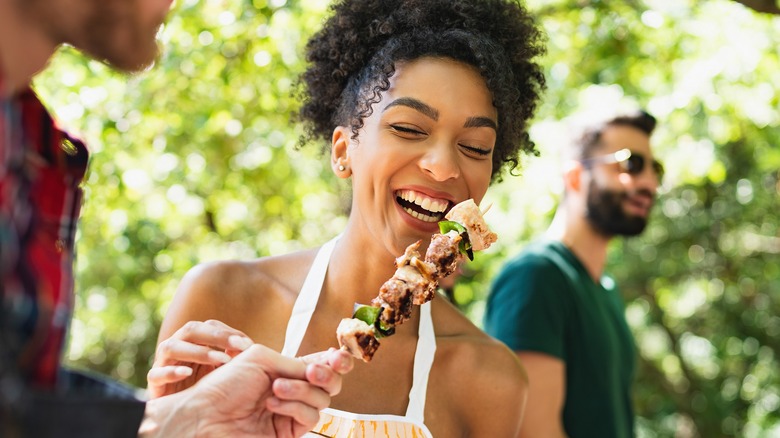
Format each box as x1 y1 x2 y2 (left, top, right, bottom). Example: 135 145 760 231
334 57 496 255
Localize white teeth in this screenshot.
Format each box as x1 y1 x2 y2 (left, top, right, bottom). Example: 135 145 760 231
402 207 441 223
397 189 448 214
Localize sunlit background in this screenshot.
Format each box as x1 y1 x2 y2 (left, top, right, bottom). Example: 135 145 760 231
33 0 779 436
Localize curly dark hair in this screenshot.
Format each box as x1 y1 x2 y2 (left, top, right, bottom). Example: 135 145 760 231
295 0 546 182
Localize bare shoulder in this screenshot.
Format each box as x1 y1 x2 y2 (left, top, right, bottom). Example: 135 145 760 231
179 248 318 304
429 298 528 436
160 248 319 344
432 300 527 393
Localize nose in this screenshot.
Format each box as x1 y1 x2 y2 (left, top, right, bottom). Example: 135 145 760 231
418 142 461 182
635 166 660 195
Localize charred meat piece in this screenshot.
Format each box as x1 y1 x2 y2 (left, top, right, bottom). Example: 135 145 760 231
373 278 414 326
410 256 436 281
396 240 436 281
396 240 423 267
412 282 436 306
391 264 435 306
425 231 462 279
336 318 380 363
394 265 435 301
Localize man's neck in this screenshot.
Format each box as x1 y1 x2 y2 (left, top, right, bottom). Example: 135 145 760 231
548 207 611 283
0 2 59 97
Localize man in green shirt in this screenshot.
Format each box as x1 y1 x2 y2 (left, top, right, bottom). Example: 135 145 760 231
484 111 663 437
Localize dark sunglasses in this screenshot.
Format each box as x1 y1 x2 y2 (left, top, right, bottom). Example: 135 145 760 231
580 148 664 180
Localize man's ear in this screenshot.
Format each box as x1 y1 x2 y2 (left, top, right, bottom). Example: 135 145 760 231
562 161 583 194
331 126 352 178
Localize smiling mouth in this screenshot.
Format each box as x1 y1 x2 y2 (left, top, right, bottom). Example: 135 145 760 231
395 189 451 223
623 197 654 218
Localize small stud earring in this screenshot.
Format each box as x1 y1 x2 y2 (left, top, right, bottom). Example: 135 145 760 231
338 164 346 172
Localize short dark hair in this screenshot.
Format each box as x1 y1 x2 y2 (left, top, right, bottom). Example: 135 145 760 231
295 0 547 182
575 110 657 160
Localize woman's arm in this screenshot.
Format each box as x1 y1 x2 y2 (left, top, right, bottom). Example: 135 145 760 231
463 341 529 437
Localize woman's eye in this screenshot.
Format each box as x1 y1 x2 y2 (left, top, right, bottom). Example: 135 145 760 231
390 125 426 136
460 144 492 157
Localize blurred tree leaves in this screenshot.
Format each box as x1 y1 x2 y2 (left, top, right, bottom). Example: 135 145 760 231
32 0 778 436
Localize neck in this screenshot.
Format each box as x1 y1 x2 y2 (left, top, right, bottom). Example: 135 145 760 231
547 205 611 283
0 2 59 96
328 231 399 306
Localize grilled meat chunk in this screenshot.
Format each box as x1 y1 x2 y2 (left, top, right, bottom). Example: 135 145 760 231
444 199 497 251
425 231 462 279
336 318 380 363
373 278 414 326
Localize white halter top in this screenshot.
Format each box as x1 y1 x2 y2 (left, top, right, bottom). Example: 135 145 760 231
281 236 436 438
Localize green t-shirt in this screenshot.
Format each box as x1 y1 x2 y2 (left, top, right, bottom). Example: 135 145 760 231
484 240 636 438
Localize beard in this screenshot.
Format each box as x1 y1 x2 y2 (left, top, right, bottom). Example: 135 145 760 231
585 180 653 237
74 0 164 72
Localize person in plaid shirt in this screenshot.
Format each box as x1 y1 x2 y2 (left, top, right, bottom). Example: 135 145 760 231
0 0 352 437
0 87 88 390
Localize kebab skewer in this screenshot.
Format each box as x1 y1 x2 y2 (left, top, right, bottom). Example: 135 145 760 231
336 199 497 362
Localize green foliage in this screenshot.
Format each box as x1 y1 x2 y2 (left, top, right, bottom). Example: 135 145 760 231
32 0 779 436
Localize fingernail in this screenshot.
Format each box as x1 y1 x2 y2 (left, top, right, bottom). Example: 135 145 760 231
176 367 193 377
208 350 231 364
314 365 327 382
228 335 252 351
276 379 290 394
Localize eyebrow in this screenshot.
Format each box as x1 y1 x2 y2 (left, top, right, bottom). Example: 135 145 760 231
384 97 439 121
464 116 497 131
384 97 497 131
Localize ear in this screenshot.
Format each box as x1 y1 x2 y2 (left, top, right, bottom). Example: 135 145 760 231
331 126 352 178
562 160 583 194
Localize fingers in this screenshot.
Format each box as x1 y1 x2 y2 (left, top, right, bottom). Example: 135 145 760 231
299 348 354 396
232 344 350 404
271 377 331 411
233 344 309 380
304 363 343 397
326 348 354 375
156 337 232 367
300 347 354 375
146 365 195 399
155 320 253 366
185 320 254 351
266 396 322 435
147 365 193 387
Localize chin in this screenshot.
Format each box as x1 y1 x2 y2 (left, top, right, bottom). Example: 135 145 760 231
81 25 162 73
88 46 156 73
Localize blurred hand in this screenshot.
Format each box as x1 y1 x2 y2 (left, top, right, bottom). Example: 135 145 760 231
140 344 354 438
147 319 254 398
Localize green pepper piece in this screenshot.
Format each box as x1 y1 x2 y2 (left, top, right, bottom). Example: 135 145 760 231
438 220 466 235
352 304 380 326
352 304 395 338
461 240 474 261
376 320 395 338
439 220 474 260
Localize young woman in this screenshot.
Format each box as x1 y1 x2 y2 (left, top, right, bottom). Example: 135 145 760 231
149 0 546 436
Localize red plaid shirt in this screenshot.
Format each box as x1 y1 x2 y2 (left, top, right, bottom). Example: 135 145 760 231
1 74 89 389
